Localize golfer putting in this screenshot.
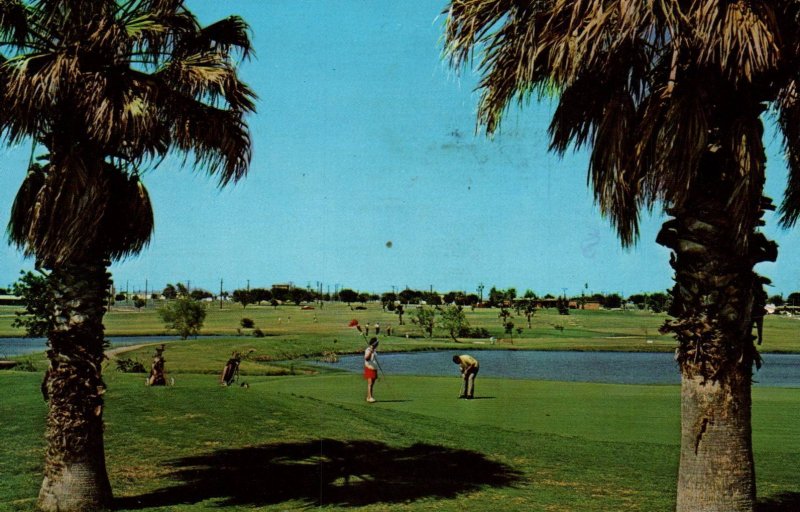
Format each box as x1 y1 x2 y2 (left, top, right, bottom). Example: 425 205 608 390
364 337 380 403
453 354 479 399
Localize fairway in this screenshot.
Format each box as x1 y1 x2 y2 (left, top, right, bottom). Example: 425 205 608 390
2 369 799 511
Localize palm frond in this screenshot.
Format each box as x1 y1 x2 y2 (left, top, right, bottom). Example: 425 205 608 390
4 50 81 124
103 167 154 260
548 76 602 154
478 5 553 133
776 82 800 227
9 157 155 264
2 0 253 264
587 88 640 246
690 0 781 83
443 0 527 70
188 16 253 60
0 0 28 47
125 10 197 66
31 0 100 40
8 162 46 253
168 97 251 186
157 51 255 111
637 79 711 211
729 112 767 237
7 156 102 265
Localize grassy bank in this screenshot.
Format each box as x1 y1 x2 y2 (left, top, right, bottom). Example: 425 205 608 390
3 302 800 354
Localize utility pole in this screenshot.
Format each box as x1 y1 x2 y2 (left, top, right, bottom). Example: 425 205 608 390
220 278 224 310
144 279 148 307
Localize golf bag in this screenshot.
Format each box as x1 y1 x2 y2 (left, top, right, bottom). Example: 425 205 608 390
221 352 241 386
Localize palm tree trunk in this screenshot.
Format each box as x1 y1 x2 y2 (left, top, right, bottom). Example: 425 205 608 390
38 261 113 512
676 372 755 512
660 208 762 512
658 146 776 511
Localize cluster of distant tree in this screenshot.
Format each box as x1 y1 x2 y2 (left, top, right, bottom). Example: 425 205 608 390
374 289 481 307
149 283 676 313
623 293 671 313
231 285 338 308
15 271 800 314
767 293 800 306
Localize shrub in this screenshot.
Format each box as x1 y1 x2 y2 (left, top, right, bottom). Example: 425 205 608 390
240 317 255 328
252 328 265 338
459 326 490 338
158 298 207 339
15 358 38 372
116 358 146 373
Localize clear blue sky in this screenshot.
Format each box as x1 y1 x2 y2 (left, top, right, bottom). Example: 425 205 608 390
1 0 799 298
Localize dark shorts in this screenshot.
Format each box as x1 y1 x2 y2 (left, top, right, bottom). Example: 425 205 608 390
364 367 378 380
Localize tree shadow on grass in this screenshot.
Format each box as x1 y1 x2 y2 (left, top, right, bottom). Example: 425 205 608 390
115 439 521 510
757 492 800 512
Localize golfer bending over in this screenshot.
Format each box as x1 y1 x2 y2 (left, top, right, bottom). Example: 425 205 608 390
453 354 479 399
364 337 379 403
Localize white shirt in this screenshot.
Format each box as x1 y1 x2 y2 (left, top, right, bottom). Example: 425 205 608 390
364 346 378 370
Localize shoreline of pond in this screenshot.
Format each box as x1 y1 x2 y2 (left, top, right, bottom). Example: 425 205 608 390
311 350 800 388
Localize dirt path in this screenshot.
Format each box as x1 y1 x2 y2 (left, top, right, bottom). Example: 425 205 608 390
105 343 159 358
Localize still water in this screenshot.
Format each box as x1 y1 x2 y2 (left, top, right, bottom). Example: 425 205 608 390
5 338 798 387
0 336 180 357
316 350 800 387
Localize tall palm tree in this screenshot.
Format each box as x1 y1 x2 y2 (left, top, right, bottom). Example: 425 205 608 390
444 2 800 511
0 1 255 510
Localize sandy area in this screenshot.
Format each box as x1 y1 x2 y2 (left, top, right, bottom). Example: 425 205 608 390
105 343 160 358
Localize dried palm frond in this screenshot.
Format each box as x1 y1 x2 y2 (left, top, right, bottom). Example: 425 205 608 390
444 0 796 247
1 0 255 263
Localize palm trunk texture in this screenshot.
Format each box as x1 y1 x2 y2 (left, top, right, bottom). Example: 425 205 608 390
38 261 113 511
677 373 754 512
658 147 776 512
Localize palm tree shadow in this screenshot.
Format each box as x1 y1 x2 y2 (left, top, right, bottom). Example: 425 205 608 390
757 492 800 512
115 439 521 510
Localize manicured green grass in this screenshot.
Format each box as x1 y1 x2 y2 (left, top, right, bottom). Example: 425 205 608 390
2 303 799 511
1 369 798 512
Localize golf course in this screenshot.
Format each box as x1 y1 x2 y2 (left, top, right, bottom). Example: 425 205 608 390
1 302 798 511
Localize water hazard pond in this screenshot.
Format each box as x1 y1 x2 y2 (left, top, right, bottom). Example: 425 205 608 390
315 350 800 387
0 336 180 358
4 338 798 387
